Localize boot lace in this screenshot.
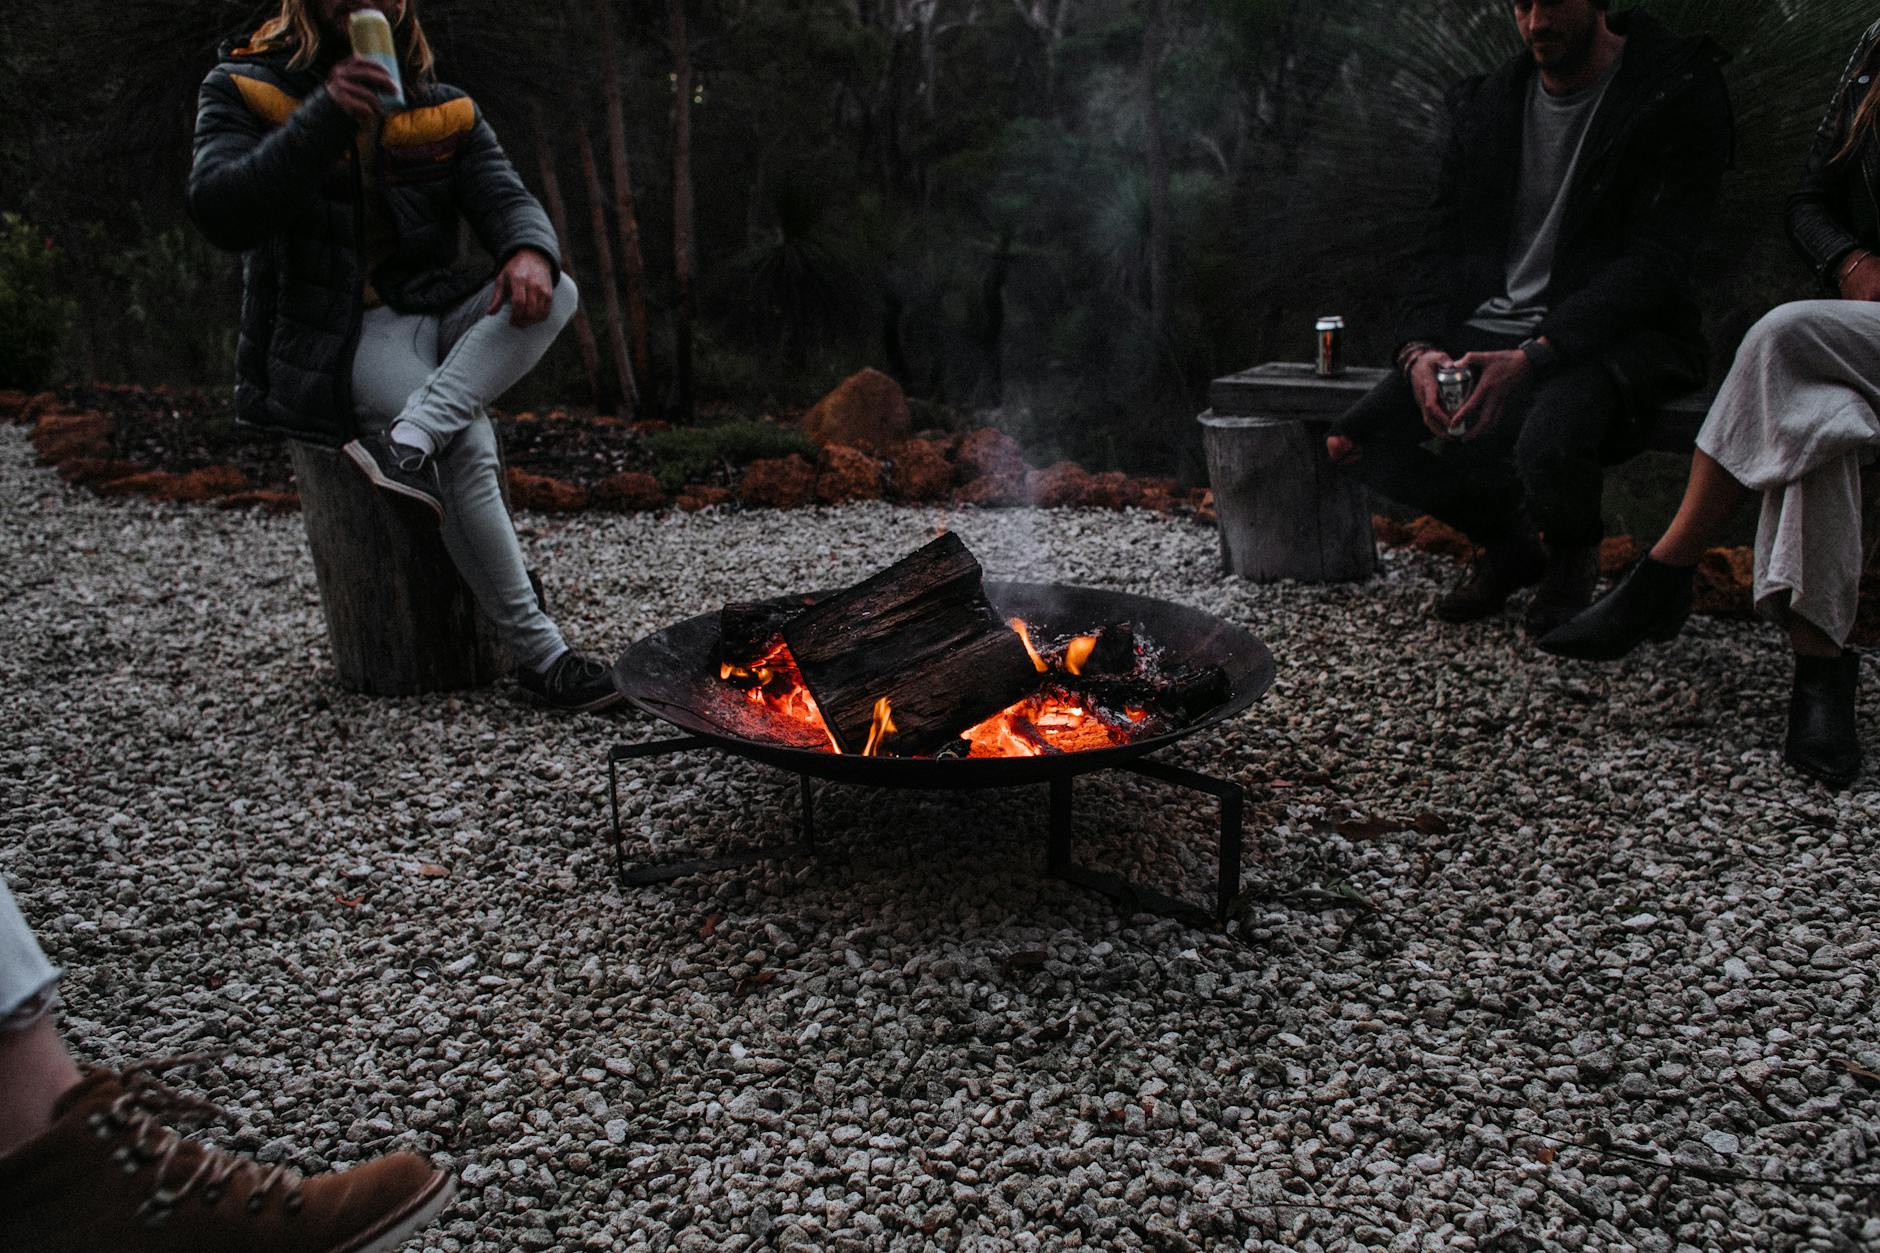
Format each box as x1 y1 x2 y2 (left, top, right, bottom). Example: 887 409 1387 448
83 1055 307 1229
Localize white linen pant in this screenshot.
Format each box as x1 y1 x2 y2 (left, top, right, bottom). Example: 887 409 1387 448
1696 300 1880 646
0 878 60 1034
350 273 580 670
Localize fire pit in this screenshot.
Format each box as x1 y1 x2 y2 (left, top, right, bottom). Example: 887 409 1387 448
606 577 1275 925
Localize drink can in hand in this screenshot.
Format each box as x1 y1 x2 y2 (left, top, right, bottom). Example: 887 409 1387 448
1436 364 1474 431
1315 316 1345 377
349 9 406 110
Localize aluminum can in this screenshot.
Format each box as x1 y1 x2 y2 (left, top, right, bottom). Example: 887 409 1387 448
349 10 407 110
1435 364 1474 425
1315 316 1345 377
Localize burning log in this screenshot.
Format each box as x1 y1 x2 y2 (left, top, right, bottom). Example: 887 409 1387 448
782 533 1043 756
717 600 802 669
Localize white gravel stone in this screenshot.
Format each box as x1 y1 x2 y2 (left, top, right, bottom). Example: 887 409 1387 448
5 425 1880 1251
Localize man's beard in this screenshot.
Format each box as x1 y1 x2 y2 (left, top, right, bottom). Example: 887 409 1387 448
1529 25 1596 74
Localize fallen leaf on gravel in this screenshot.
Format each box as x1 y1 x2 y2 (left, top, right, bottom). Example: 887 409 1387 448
734 969 778 997
1536 1146 1556 1165
335 893 364 908
1003 950 1048 974
416 863 449 878
1413 813 1452 835
1836 1059 1880 1089
1335 816 1398 839
700 912 722 939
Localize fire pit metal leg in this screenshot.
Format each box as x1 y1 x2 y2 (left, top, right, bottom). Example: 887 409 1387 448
1120 758 1244 926
800 775 818 852
1044 757 1245 928
605 736 815 887
1046 776 1073 876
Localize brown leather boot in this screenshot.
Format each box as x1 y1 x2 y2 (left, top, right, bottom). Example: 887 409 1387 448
0 1061 453 1253
1433 533 1547 624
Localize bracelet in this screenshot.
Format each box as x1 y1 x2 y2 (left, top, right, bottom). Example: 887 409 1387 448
1839 251 1873 287
1396 341 1437 377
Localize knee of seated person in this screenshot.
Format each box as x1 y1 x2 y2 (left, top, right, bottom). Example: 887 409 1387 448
1742 300 1841 356
549 272 579 329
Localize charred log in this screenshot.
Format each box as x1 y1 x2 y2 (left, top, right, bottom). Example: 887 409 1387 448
783 533 1043 756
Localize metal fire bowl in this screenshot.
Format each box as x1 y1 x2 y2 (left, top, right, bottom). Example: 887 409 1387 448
611 582 1276 790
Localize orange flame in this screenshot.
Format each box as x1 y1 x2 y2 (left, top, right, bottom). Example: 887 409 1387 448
1008 617 1049 672
861 696 896 757
720 630 1151 760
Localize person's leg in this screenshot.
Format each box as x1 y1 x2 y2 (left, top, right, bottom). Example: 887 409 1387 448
1542 301 1880 662
1329 362 1528 545
1509 362 1623 634
434 414 567 672
390 273 580 454
1650 450 1752 566
0 878 79 1157
0 878 456 1250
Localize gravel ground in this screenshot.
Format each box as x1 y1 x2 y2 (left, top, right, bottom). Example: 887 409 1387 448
5 422 1880 1252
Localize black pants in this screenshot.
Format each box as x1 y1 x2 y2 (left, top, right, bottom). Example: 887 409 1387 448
1330 326 1623 548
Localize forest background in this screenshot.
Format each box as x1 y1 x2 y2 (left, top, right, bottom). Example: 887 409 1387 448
0 0 1869 483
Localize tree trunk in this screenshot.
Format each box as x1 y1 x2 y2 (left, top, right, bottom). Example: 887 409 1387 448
1142 0 1172 382
578 126 637 417
670 0 697 423
593 0 653 398
531 108 606 411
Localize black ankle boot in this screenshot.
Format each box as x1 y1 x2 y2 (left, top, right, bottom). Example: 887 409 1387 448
1536 556 1694 661
1434 533 1547 624
1524 543 1600 637
1786 651 1862 788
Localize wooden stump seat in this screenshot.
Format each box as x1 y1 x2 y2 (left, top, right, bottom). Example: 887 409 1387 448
288 440 509 696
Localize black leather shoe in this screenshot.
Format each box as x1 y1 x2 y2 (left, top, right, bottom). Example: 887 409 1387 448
1524 543 1599 637
1785 651 1862 788
1537 557 1694 661
1434 534 1546 624
343 432 444 523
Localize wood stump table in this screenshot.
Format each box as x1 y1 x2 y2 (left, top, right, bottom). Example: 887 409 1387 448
1198 364 1376 583
288 440 508 695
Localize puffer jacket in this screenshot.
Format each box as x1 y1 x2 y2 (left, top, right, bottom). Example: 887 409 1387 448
1789 18 1880 290
1395 11 1734 416
187 33 561 445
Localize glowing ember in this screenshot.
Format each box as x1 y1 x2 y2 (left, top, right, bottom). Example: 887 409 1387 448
720 638 839 752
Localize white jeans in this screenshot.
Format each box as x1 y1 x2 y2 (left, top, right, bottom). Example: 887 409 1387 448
1696 300 1880 646
350 273 580 670
0 879 59 1034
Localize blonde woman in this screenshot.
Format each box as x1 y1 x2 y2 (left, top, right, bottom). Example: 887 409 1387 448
1542 18 1880 787
189 0 621 710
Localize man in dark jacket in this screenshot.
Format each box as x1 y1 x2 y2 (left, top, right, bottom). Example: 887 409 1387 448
188 0 621 711
1327 0 1734 637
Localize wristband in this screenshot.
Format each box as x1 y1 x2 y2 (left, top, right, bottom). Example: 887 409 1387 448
1518 336 1560 376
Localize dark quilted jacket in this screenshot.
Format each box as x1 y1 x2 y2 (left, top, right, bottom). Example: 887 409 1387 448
187 34 561 445
1788 18 1880 290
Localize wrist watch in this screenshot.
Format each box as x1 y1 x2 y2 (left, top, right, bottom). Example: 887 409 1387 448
1517 337 1559 376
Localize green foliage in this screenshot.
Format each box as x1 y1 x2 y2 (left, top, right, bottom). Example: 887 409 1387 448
0 214 74 389
102 219 239 385
644 419 818 492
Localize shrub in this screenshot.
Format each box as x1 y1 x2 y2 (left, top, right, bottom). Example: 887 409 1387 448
645 420 819 492
0 214 75 389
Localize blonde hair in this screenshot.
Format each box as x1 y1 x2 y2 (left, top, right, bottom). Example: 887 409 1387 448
1833 42 1880 166
244 1 436 82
